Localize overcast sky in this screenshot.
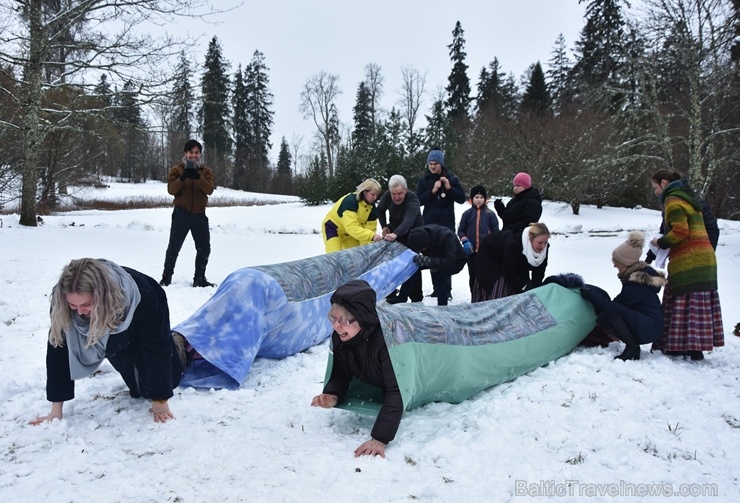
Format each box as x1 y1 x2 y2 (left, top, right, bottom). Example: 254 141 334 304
180 0 588 164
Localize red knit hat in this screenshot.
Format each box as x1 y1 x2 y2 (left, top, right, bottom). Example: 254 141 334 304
513 172 532 189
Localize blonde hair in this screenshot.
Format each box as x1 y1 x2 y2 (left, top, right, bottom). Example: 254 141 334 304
528 222 551 240
356 178 382 200
49 258 126 347
328 303 353 321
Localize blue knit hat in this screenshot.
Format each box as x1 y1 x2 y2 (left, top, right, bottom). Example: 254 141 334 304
427 149 444 166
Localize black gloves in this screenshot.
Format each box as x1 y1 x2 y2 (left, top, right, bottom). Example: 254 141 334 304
179 168 201 181
645 249 656 264
413 254 432 268
493 199 505 214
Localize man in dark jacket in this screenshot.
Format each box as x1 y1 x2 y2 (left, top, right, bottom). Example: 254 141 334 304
416 148 465 299
160 139 216 288
378 174 424 303
406 224 467 306
311 280 403 458
415 148 465 231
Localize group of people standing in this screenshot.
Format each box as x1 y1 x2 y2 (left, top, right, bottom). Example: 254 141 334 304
321 148 551 307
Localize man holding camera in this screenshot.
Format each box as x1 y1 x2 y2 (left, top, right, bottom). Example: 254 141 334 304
160 139 215 287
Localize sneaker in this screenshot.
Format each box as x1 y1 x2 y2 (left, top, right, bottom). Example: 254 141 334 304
193 276 216 287
159 274 172 287
172 332 189 368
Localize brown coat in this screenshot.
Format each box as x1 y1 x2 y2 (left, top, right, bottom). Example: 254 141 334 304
167 164 215 214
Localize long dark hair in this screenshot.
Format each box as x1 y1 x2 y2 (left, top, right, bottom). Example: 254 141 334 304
651 169 681 185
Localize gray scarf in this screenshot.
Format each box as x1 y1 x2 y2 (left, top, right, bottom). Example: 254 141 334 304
66 260 141 379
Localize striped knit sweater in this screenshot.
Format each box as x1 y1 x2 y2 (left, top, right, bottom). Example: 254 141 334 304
656 181 717 295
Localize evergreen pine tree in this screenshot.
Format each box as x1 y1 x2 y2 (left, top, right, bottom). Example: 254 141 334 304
244 50 274 192
520 62 551 116
200 36 231 185
231 64 252 191
444 21 472 163
546 34 574 112
351 82 374 150
170 51 196 161
445 21 471 122
272 136 293 195
476 58 518 119
571 0 629 110
297 152 329 205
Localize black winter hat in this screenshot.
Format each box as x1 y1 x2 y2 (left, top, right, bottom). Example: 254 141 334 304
406 227 431 252
470 185 487 200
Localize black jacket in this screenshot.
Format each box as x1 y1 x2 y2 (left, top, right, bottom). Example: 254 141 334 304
494 187 543 231
476 228 548 294
322 280 403 444
407 224 467 274
596 266 666 345
46 268 175 402
415 167 465 231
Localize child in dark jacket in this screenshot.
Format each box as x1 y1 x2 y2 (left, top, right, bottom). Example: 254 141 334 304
583 232 666 361
457 185 499 300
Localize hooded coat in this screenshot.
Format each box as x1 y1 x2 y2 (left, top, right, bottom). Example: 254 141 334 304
322 280 403 444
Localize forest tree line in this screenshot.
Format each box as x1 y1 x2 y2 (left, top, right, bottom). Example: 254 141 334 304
1 0 739 226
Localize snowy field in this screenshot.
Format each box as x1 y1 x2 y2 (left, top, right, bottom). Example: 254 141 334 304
1 180 738 502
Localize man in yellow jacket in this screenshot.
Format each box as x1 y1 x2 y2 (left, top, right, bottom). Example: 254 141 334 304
322 178 383 253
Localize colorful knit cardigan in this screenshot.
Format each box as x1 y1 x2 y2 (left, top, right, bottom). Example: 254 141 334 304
656 181 717 295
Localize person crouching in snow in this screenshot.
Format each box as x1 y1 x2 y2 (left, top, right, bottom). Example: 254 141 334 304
311 280 402 458
31 258 186 425
583 232 666 361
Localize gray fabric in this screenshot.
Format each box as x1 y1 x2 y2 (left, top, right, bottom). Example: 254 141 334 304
66 260 141 379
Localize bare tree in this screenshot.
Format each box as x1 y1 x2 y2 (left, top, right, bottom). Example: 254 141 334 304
0 0 234 226
299 71 342 177
290 133 304 176
636 0 738 192
398 66 427 148
364 62 384 138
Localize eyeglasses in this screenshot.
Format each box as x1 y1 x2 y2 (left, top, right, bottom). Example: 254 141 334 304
327 315 356 327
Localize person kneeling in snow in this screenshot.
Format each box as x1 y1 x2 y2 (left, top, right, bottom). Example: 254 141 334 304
581 232 666 361
311 280 402 458
31 258 186 425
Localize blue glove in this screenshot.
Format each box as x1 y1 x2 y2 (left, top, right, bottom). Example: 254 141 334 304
461 239 473 256
413 254 432 268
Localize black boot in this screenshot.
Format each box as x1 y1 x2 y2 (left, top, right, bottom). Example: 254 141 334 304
193 247 214 287
599 314 641 361
159 273 172 286
193 275 216 288
687 350 704 361
614 326 641 361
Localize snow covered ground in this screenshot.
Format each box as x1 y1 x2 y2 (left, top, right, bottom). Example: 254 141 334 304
1 180 738 502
